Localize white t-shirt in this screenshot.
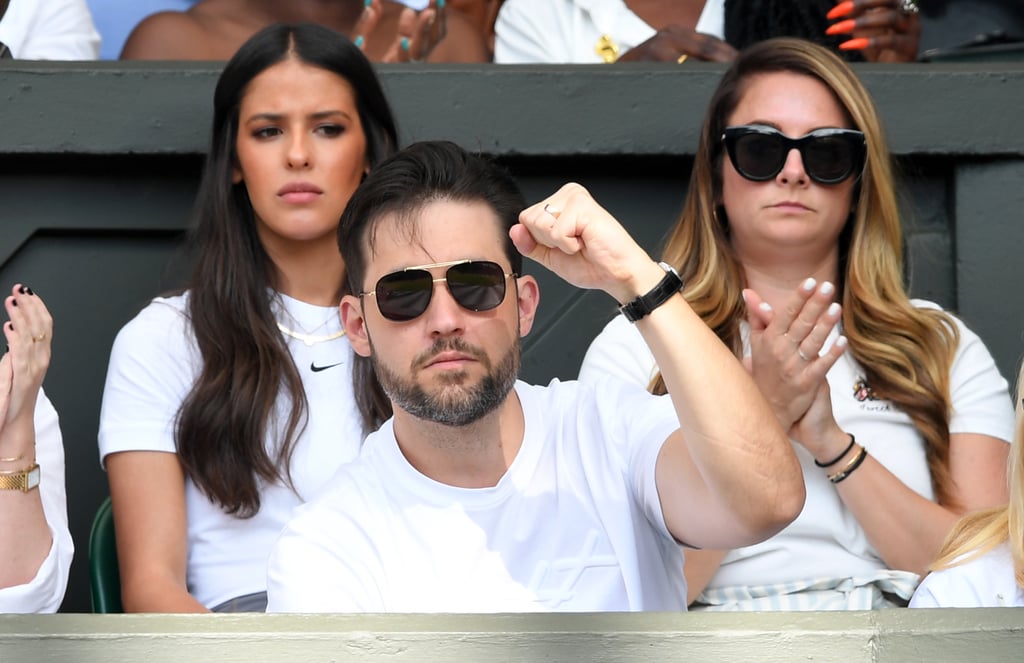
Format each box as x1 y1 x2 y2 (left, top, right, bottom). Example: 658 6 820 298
0 390 73 613
580 301 1014 591
495 0 724 63
0 0 100 59
911 543 1024 608
98 292 366 609
267 378 686 613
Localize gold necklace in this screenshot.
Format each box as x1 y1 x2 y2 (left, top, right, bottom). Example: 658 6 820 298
275 303 345 347
276 323 346 347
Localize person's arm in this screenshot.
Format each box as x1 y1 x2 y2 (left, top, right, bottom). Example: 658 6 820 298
726 288 1011 577
0 286 63 607
105 450 206 612
119 12 209 60
512 184 804 550
98 300 209 612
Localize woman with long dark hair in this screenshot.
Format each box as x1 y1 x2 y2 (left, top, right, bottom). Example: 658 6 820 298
99 23 398 612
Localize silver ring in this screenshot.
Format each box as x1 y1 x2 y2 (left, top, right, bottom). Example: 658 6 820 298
899 0 919 15
543 203 560 217
797 349 811 362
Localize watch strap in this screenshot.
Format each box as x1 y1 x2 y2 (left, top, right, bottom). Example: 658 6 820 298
0 463 40 492
619 262 684 323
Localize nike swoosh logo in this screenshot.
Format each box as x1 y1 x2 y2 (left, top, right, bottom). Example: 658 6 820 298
310 361 344 373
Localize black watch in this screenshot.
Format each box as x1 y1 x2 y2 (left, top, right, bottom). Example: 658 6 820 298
619 262 684 323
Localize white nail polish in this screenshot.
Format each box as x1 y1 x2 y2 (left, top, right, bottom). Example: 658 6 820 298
836 335 848 349
760 302 773 312
827 302 840 316
820 281 834 296
802 277 816 292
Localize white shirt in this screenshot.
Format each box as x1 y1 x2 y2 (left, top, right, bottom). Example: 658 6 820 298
911 543 1024 608
0 0 100 60
267 378 686 613
0 391 74 614
580 301 1013 594
495 0 724 63
99 292 366 609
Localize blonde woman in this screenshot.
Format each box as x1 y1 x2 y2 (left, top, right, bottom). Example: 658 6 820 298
910 364 1024 608
579 37 1013 610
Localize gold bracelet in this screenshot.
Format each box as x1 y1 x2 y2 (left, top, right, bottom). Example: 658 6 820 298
828 445 868 484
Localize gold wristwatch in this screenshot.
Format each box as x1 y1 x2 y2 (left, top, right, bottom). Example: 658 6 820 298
0 463 40 492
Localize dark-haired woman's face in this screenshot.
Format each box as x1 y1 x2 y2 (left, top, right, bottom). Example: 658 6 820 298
720 72 855 263
233 58 368 256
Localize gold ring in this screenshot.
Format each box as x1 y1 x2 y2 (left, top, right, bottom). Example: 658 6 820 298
32 334 46 343
677 54 688 64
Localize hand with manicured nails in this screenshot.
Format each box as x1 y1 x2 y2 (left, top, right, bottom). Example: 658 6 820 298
741 280 851 460
827 0 921 63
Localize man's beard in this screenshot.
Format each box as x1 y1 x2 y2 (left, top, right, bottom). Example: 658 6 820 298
372 336 520 427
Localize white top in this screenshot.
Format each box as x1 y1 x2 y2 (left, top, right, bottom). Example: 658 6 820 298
0 390 74 614
0 0 100 59
910 543 1024 608
98 292 366 609
494 0 724 63
580 301 1014 595
267 378 686 613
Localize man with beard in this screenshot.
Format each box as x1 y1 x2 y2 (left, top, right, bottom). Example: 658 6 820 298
265 140 805 613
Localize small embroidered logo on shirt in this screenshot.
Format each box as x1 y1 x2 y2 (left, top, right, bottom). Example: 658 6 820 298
310 361 344 373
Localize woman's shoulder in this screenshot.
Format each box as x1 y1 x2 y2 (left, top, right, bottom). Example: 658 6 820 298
913 543 1022 607
110 292 194 356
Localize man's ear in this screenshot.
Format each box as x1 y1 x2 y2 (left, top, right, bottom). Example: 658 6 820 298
340 294 372 357
514 275 540 338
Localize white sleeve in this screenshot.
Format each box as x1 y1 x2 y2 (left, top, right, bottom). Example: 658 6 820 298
0 391 73 613
266 496 385 613
909 566 986 608
1 0 100 60
578 314 659 389
98 300 198 463
586 378 679 540
946 314 1014 442
494 0 566 63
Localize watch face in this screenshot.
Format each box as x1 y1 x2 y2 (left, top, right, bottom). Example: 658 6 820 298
27 464 40 490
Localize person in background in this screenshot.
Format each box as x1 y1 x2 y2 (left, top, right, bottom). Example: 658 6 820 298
85 0 198 60
0 0 99 59
120 0 488 62
579 37 1012 610
99 23 398 612
494 0 920 64
266 140 804 613
910 362 1024 608
0 285 73 614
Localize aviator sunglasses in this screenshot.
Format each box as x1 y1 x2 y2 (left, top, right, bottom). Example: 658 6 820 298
722 125 867 185
360 259 517 322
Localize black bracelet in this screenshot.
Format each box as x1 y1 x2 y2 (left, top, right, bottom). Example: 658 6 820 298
829 446 868 484
814 433 856 468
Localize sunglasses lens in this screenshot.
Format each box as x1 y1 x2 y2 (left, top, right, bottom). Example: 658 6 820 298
447 261 507 312
733 133 785 181
375 269 433 321
803 135 856 184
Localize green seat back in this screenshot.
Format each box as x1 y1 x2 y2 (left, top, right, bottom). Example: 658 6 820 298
88 496 123 613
